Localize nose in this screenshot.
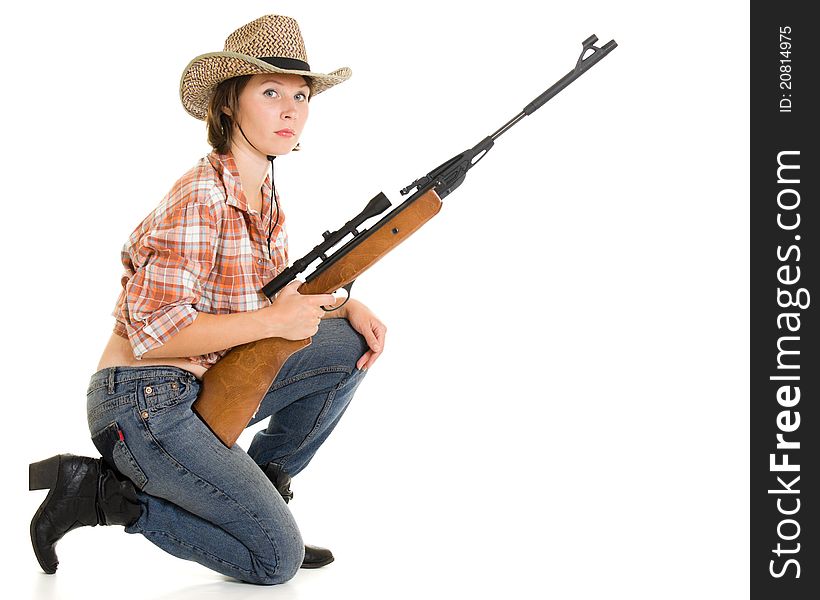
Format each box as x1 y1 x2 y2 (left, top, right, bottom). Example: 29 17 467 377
281 98 298 120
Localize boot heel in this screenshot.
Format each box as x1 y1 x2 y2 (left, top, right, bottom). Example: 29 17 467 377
29 455 61 491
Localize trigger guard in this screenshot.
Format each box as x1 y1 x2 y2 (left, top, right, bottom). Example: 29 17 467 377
322 281 354 312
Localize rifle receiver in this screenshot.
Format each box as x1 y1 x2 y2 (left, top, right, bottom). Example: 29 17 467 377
260 192 392 299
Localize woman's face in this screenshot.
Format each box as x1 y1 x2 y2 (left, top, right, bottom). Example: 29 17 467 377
231 73 310 156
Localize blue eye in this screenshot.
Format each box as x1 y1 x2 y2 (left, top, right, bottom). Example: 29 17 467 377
263 89 308 101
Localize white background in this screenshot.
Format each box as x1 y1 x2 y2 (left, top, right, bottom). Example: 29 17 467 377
2 0 749 598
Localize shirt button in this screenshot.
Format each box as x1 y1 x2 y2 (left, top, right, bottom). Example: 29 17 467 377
257 258 263 264
145 386 153 395
141 410 149 419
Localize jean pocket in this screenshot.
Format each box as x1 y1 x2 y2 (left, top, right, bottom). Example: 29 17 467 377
91 421 149 490
140 376 194 414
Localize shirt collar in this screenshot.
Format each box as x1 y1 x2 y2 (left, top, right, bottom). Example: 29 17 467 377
207 150 272 214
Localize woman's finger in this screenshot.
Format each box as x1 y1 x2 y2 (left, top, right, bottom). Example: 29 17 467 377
357 350 373 370
361 321 381 352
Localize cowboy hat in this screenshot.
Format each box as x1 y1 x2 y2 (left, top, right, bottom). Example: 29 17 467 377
180 14 351 120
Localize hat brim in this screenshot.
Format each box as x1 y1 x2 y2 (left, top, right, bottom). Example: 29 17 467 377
180 51 352 120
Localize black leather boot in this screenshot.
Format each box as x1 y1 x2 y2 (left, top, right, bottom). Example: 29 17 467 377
261 462 335 569
29 454 141 574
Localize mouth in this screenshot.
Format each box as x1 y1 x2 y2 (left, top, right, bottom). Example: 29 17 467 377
275 129 295 137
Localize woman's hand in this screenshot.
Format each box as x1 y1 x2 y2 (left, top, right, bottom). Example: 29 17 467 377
265 280 337 340
342 299 387 370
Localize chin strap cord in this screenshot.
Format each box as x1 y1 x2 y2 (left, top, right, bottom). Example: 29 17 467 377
266 154 280 261
235 121 281 261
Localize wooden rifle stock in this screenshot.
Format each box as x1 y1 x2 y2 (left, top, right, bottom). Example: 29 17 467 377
192 189 443 447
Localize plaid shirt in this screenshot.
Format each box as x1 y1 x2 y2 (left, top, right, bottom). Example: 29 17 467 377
112 151 288 369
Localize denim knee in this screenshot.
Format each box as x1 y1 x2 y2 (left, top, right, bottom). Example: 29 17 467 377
246 530 304 585
323 318 369 370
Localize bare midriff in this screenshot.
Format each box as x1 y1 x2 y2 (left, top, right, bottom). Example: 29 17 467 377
96 332 207 380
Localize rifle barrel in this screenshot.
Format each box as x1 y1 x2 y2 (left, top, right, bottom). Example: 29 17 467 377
491 37 617 142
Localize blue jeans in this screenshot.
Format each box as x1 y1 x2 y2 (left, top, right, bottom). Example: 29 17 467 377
85 319 368 585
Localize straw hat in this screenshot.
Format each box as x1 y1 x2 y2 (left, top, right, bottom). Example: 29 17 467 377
180 14 352 120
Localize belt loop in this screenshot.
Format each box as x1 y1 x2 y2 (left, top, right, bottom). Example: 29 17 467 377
107 367 116 395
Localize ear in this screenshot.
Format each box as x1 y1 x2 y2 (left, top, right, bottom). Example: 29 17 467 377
222 107 233 117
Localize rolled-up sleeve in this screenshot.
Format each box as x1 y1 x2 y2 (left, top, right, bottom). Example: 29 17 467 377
116 202 218 359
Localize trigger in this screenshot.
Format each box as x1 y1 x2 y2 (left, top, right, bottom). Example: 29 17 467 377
322 280 355 312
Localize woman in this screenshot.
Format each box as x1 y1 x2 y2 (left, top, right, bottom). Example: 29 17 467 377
28 14 385 585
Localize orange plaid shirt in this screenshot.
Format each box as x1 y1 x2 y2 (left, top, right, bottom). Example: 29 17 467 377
112 151 288 369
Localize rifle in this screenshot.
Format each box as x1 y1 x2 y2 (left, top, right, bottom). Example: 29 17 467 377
193 34 618 447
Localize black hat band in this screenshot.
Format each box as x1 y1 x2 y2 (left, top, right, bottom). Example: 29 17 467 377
258 56 311 71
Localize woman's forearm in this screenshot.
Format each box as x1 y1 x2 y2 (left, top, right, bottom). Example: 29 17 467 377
141 290 351 360
139 309 274 360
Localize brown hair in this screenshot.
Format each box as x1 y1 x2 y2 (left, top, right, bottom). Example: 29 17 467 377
206 76 252 154
205 75 312 154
